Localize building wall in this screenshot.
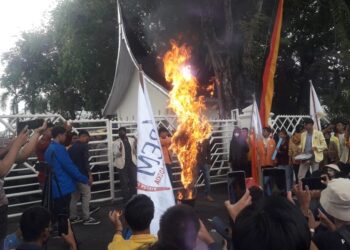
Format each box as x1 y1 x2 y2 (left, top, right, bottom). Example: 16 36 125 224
116 71 169 120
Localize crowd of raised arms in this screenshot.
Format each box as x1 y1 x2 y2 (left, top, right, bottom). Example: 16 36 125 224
0 117 349 250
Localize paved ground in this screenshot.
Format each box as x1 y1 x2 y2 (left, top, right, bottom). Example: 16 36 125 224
7 184 229 250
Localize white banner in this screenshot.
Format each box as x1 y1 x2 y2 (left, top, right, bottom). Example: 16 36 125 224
310 82 325 131
251 100 263 137
137 76 175 234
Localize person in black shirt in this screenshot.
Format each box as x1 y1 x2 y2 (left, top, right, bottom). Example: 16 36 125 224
68 130 100 225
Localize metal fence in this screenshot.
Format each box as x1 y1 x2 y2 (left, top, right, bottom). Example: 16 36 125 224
1 114 238 217
1 113 309 217
271 115 309 135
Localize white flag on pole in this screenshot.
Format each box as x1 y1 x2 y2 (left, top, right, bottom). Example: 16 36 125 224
251 100 263 137
137 76 175 235
309 82 325 131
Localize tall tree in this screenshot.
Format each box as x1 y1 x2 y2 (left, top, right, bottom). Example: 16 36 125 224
1 0 349 119
1 0 118 118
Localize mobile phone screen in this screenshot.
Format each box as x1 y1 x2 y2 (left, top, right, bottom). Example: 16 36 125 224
227 171 246 204
17 119 44 134
302 177 326 190
58 214 68 235
262 168 286 196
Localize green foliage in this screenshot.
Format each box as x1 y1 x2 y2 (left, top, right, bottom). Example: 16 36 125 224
273 0 350 120
1 0 349 120
1 0 117 118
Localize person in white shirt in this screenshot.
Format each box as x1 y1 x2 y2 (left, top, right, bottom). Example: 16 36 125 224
113 127 137 202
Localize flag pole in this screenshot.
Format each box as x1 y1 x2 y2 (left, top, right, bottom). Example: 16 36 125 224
250 94 260 186
309 80 320 131
250 94 256 128
139 64 144 90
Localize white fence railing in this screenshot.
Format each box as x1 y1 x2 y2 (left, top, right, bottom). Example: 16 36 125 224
271 115 310 135
1 115 239 217
1 113 307 217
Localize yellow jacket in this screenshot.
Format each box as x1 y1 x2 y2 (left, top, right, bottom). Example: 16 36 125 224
330 135 340 158
108 234 157 250
301 130 327 163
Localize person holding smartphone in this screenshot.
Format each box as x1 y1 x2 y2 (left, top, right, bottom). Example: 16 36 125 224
0 123 47 247
15 206 77 250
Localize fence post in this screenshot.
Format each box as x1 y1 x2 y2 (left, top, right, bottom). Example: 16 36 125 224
107 120 115 200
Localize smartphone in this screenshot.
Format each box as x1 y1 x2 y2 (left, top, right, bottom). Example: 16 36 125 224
58 214 69 235
209 216 231 241
17 119 44 134
302 177 327 190
227 171 246 204
262 168 286 197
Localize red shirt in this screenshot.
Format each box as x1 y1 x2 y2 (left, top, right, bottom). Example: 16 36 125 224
36 135 51 185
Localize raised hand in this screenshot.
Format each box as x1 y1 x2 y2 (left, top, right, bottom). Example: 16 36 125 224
225 190 252 222
61 220 77 250
64 122 73 132
318 209 336 231
198 219 215 245
35 120 48 134
14 129 30 147
109 210 123 233
294 182 311 214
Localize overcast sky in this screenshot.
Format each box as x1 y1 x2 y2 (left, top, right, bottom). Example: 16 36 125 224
0 0 57 116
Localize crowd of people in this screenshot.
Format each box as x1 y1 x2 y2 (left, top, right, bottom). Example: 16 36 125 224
0 117 350 250
229 118 350 185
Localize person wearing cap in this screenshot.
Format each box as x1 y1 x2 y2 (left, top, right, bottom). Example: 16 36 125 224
313 178 350 250
298 118 327 181
323 164 341 180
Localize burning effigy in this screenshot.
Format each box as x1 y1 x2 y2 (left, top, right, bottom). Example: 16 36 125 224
163 41 212 204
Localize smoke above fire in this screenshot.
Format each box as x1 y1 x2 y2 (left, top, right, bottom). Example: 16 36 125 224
163 41 212 189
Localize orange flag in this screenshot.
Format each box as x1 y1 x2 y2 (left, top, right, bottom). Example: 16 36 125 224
259 0 284 127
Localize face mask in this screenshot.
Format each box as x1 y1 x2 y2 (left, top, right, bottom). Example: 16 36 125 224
234 133 240 137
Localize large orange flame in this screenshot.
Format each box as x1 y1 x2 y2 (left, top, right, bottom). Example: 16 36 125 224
163 41 212 190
